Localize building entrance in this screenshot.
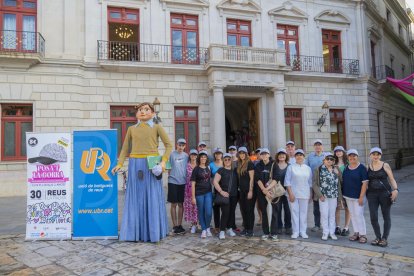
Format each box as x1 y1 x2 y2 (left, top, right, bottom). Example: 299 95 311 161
225 98 260 152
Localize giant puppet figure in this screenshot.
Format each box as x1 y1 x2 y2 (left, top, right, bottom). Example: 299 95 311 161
112 102 172 242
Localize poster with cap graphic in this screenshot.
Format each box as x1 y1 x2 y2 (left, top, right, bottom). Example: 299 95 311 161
25 132 71 240
73 130 118 239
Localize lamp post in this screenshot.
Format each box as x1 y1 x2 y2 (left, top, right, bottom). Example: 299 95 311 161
316 101 329 132
153 97 161 124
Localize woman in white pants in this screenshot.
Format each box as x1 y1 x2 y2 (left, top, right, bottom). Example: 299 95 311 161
313 152 343 241
342 149 369 244
285 149 312 239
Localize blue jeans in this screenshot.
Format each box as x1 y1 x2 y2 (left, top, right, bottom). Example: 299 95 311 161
196 192 213 231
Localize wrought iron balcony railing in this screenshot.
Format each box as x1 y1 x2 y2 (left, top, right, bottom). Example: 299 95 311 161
286 55 360 75
97 40 208 65
372 65 395 80
0 30 45 57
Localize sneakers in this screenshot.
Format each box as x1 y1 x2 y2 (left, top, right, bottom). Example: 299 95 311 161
341 228 350 236
190 225 197 234
335 227 341 235
261 234 269 240
201 230 207 238
300 232 309 239
321 233 328 241
291 233 299 239
246 231 254 237
174 225 185 235
311 226 320 232
330 234 338 240
277 229 283 235
226 228 236 237
206 228 212 237
270 235 280 241
285 228 292 235
239 229 248 236
219 231 225 240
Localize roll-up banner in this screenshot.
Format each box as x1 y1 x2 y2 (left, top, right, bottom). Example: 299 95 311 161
73 130 118 239
26 133 72 240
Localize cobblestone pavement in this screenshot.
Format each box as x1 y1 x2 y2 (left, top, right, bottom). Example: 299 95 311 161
1 232 414 276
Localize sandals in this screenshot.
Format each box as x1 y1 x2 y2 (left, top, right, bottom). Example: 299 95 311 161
358 235 367 243
378 239 388 247
371 238 380 246
349 233 359 241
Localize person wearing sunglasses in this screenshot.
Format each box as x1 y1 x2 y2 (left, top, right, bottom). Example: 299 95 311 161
313 153 343 241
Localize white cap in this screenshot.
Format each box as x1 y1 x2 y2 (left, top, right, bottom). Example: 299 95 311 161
189 149 198 155
198 150 208 156
228 145 237 150
260 148 270 155
313 139 323 145
213 147 223 154
347 149 359 156
294 149 305 155
238 146 248 153
276 148 287 154
324 152 334 158
286 141 295 146
334 145 345 152
223 153 232 159
177 138 186 144
370 147 382 155
198 141 207 147
152 164 163 177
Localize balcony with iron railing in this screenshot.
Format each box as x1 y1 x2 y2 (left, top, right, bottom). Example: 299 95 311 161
0 30 45 68
286 55 360 75
372 65 395 81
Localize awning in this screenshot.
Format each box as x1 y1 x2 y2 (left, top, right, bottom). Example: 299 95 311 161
387 73 414 105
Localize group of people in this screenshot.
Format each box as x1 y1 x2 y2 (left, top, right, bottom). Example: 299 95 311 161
113 103 399 248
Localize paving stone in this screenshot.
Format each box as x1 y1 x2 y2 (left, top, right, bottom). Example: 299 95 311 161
221 270 255 276
239 254 270 266
180 249 203 258
221 250 248 261
35 264 73 276
339 267 369 276
227 261 250 270
281 263 321 275
214 258 231 265
82 268 114 276
264 258 288 271
0 253 15 265
169 257 209 273
7 268 38 276
36 245 67 257
245 265 264 274
15 252 52 268
191 263 229 275
103 261 131 272
199 254 218 262
314 268 343 276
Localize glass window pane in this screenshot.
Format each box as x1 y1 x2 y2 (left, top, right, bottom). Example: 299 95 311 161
172 30 182 46
175 109 184 118
112 122 122 154
277 28 285 35
285 123 291 141
188 122 197 150
23 15 36 51
186 19 196 26
4 122 16 157
332 34 339 41
293 123 302 148
227 23 236 30
172 18 182 25
126 14 137 21
289 41 297 56
338 122 345 146
126 108 136 118
175 122 185 142
332 45 340 59
4 0 16 6
227 35 237 46
3 14 16 49
23 1 36 8
110 12 121 19
240 36 250 47
186 32 197 48
288 29 296 36
111 108 122 117
188 110 196 118
240 25 249 31
20 122 32 156
277 40 285 50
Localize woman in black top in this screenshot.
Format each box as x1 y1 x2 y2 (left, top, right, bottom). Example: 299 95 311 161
191 150 213 238
255 148 279 241
273 148 291 235
213 153 238 239
237 146 255 237
367 147 398 247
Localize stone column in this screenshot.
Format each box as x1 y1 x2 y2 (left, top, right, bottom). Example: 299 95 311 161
272 87 286 150
212 85 226 150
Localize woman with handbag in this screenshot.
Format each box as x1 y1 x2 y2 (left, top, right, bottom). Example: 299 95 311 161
184 149 199 234
213 153 238 239
334 146 351 237
255 148 279 241
285 149 312 239
237 146 255 237
367 147 399 247
210 148 224 233
191 150 213 238
273 148 291 235
312 152 343 241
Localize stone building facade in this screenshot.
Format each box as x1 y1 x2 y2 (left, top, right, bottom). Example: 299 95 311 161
0 0 413 196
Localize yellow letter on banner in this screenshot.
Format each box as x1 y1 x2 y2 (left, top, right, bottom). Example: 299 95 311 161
80 148 111 181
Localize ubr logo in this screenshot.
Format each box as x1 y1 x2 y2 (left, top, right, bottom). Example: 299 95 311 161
80 148 111 181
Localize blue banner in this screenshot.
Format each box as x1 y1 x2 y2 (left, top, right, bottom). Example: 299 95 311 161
73 130 118 239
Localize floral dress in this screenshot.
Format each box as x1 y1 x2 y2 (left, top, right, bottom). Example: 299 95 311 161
184 162 198 223
319 165 339 198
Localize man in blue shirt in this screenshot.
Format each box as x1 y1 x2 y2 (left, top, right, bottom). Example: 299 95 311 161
305 139 325 232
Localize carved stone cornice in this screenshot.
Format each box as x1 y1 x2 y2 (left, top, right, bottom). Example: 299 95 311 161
268 1 308 22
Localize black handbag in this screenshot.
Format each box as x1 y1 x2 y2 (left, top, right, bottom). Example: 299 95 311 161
214 168 233 206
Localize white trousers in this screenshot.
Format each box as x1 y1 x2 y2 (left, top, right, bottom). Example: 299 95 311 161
319 198 337 235
289 198 308 235
345 197 366 235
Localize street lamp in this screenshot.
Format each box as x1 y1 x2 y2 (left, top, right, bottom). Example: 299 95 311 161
153 97 161 124
316 101 329 132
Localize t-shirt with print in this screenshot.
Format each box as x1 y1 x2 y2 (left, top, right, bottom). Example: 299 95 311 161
319 165 339 198
168 151 188 185
238 161 255 193
190 166 212 196
254 160 273 189
217 167 238 197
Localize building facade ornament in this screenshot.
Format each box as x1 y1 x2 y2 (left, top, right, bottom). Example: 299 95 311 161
217 0 261 15
268 1 308 23
314 10 351 26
